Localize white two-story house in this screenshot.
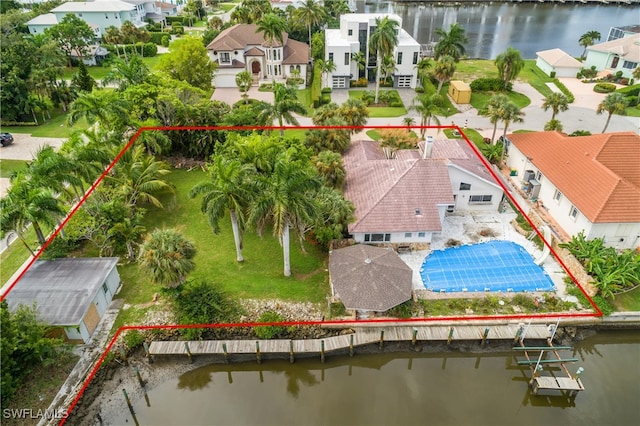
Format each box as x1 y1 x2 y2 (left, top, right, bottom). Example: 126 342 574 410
505 131 640 250
324 13 421 89
206 23 309 88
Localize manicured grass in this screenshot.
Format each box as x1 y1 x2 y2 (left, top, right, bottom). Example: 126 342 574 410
218 3 237 12
61 55 165 80
623 106 640 117
0 109 88 138
518 60 556 99
0 159 29 178
612 287 640 312
470 90 531 111
366 129 418 141
445 128 485 148
192 19 208 28
453 59 499 82
348 90 407 117
118 168 329 305
282 129 308 140
297 87 313 111
0 227 40 287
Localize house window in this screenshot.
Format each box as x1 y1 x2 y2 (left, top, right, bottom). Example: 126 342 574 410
364 233 391 242
328 52 334 62
623 61 638 69
290 65 294 73
418 232 426 238
459 182 471 190
404 233 412 238
77 13 82 17
413 52 418 64
348 29 353 36
345 52 349 65
469 195 493 204
397 52 402 65
569 205 579 220
102 283 108 294
553 189 562 203
220 52 230 63
105 14 109 19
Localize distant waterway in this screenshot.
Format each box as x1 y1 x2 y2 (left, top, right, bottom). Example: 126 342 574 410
355 1 636 59
109 330 640 425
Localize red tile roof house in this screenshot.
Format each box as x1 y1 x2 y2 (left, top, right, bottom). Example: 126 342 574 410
505 131 640 250
206 23 309 89
343 138 504 245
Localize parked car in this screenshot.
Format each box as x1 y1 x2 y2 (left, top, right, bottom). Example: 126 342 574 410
0 133 14 147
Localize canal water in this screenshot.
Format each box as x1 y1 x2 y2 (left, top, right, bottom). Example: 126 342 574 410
112 330 639 425
354 1 636 59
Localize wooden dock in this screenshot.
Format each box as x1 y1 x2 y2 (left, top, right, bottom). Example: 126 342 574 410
148 323 552 357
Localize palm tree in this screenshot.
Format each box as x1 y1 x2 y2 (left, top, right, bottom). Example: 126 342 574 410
434 23 467 61
296 0 325 53
258 83 306 136
139 228 196 288
189 156 255 262
411 93 443 136
256 13 287 46
542 92 570 121
500 101 525 139
415 57 432 89
61 130 113 194
579 30 601 59
338 98 369 133
249 150 321 277
316 58 336 88
103 26 122 58
596 92 628 133
66 89 131 129
109 213 146 261
433 55 456 94
351 51 366 79
107 144 175 211
102 55 150 91
495 47 525 86
544 119 563 132
482 93 509 144
403 117 416 127
235 70 253 104
311 150 346 189
27 145 83 200
369 16 399 104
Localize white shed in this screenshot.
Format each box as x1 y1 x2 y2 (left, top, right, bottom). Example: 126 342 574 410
536 49 583 78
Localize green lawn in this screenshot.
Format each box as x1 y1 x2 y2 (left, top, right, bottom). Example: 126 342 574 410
61 55 164 80
0 109 88 138
623 106 640 117
518 60 556 99
0 227 41 287
470 90 531 111
0 159 29 178
444 128 485 148
366 129 418 141
612 287 640 312
348 90 407 117
297 87 313 111
116 168 329 306
218 3 237 12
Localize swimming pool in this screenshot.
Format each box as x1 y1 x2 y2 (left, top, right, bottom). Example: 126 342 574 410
420 241 556 293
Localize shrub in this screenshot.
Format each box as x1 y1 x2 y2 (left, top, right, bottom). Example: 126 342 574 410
388 101 403 107
415 86 424 93
579 66 598 79
625 96 638 107
321 87 332 94
148 32 165 45
0 121 37 127
123 330 145 350
161 35 170 47
549 71 556 78
569 130 591 137
40 238 79 260
350 77 368 88
470 77 510 92
258 83 274 92
615 70 623 79
620 78 629 86
378 128 418 149
616 85 640 97
321 93 331 104
594 82 616 93
254 311 286 339
552 79 575 102
387 300 417 318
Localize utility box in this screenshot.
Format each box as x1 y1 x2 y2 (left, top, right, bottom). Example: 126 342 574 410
448 80 471 104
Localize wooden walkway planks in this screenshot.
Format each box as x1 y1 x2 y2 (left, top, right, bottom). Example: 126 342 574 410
148 324 553 356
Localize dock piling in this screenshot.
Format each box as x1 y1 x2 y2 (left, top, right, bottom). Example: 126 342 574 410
349 334 354 357
223 343 229 364
122 388 136 421
379 330 384 350
133 367 145 388
143 342 153 364
514 324 525 344
289 340 294 364
447 327 454 345
256 341 261 364
321 340 325 363
481 327 489 347
412 327 418 346
184 342 192 363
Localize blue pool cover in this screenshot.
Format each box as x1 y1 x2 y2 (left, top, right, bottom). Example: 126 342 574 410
420 241 556 293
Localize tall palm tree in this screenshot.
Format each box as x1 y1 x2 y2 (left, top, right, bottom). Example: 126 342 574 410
296 0 325 53
541 92 570 121
415 57 432 89
60 131 112 195
500 101 525 140
369 16 399 104
351 51 366 79
579 30 601 59
189 155 255 262
109 213 146 261
495 47 525 86
316 58 336 88
27 145 84 200
596 92 628 133
411 93 443 136
139 228 196 288
482 94 509 144
249 150 321 277
256 13 287 46
433 55 456 94
258 83 307 136
66 89 131 129
107 144 175 211
434 23 467 61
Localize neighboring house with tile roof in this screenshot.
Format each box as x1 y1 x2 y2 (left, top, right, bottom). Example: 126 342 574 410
206 24 309 88
584 34 640 80
536 48 583 78
505 131 640 249
343 138 503 245
324 13 420 89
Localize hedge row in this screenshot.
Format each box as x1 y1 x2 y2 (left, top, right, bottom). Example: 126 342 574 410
0 121 37 127
470 77 512 92
311 65 322 106
617 84 640 97
552 79 575 103
104 42 158 57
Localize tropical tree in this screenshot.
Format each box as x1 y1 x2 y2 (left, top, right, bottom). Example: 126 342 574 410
481 93 509 143
306 117 351 153
500 101 525 139
103 26 122 58
102 55 150 91
258 83 306 136
157 36 217 90
135 119 172 156
107 144 175 211
311 150 346 189
70 61 96 93
433 55 456 94
351 51 366 79
235 70 253 104
542 92 570 121
338 98 369 133
109 213 146 261
316 58 336 88
579 30 601 59
415 57 432 89
380 54 397 84
139 228 196 288
596 92 628 133
66 89 131 129
495 47 525 86
411 93 443 136
403 117 416 127
27 145 84 199
256 13 287 46
189 155 255 262
45 14 95 66
296 0 325 50
249 150 322 277
544 119 563 132
369 16 399 104
434 23 467 61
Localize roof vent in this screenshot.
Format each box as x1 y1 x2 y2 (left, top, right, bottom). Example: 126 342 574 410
415 208 421 215
364 258 372 264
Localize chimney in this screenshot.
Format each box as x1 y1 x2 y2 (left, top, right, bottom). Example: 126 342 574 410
422 135 434 159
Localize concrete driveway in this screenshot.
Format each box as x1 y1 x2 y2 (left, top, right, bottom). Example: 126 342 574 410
557 77 622 111
211 87 274 105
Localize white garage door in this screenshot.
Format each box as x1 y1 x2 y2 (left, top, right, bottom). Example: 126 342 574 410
332 76 347 88
215 72 240 88
397 76 412 88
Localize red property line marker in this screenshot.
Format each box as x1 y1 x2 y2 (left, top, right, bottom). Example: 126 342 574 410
0 125 601 425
